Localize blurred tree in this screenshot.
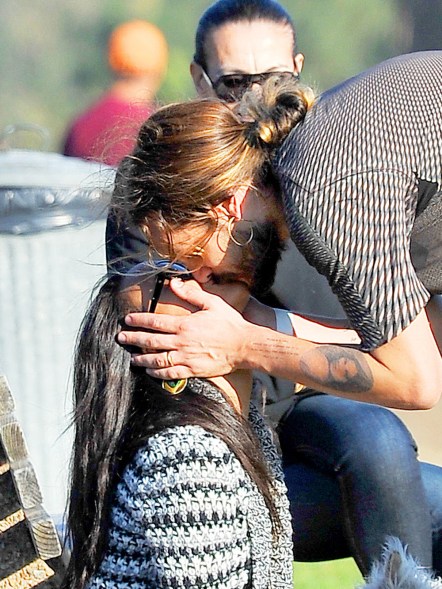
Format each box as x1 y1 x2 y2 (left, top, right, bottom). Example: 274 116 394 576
287 0 399 91
1 0 437 153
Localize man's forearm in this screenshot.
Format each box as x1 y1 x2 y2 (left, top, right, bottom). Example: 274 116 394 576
239 316 441 410
240 323 374 397
244 298 360 344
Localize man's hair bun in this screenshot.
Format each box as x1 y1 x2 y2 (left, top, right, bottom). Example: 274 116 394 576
257 121 276 144
238 76 316 149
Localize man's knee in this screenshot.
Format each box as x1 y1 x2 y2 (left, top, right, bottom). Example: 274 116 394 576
279 394 417 470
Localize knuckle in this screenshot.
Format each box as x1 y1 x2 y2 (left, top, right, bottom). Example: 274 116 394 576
149 316 162 330
153 355 167 369
134 335 150 348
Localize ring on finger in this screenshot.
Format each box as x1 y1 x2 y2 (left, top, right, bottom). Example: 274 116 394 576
166 350 174 367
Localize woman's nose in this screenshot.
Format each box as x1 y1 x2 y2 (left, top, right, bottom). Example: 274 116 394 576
191 266 213 283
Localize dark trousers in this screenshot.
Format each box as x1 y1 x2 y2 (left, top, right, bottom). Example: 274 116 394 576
278 392 442 576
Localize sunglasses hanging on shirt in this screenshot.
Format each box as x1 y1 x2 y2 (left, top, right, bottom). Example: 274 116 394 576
148 260 191 395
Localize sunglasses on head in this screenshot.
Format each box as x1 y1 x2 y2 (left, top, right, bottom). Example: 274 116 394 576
201 68 299 102
148 260 191 314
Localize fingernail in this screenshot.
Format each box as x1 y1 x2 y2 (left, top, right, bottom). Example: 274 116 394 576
125 314 133 324
171 277 184 287
117 333 127 343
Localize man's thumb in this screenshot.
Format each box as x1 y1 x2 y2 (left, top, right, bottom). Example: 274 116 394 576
169 278 211 310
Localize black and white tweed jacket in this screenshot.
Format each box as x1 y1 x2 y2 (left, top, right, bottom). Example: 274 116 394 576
86 380 293 589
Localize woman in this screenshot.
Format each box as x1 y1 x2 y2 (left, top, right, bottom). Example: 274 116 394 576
63 264 293 589
116 50 442 410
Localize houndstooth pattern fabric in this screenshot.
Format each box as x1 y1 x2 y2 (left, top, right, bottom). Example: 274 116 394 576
275 51 442 350
248 403 293 589
86 380 293 589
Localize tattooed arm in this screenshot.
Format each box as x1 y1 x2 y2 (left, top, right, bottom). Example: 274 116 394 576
239 295 441 407
224 308 440 408
120 280 442 410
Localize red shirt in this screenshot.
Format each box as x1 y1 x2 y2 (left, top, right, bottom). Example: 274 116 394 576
63 92 154 166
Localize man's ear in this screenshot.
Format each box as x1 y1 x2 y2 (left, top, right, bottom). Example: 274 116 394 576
190 60 211 97
215 185 251 220
294 53 305 75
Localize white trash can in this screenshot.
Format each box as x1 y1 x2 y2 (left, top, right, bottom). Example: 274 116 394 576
0 149 115 516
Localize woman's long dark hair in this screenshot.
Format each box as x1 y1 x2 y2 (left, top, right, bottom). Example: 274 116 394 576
63 274 279 589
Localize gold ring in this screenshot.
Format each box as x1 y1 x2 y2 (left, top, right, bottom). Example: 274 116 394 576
166 350 174 367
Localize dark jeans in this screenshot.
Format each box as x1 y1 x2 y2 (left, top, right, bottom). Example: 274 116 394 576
278 392 442 576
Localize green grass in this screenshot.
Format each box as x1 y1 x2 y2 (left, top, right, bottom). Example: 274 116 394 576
294 558 364 588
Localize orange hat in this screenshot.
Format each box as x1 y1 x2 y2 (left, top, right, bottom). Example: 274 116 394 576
108 20 168 77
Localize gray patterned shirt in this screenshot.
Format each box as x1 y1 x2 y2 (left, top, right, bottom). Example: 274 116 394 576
275 51 442 350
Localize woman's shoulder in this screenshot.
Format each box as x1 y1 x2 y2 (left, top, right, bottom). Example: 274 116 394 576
98 426 258 588
123 425 249 494
136 424 235 464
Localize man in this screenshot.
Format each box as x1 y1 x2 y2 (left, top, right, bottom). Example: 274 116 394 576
106 0 442 577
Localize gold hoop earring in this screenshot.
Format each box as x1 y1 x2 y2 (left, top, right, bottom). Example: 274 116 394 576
227 216 254 247
191 245 205 257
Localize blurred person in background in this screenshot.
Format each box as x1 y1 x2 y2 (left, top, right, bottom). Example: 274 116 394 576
62 19 168 166
105 0 442 578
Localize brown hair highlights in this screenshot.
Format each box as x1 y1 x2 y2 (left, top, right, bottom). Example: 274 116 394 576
112 76 315 255
113 100 264 242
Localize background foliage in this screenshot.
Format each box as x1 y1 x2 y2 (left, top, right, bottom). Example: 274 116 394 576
2 0 439 152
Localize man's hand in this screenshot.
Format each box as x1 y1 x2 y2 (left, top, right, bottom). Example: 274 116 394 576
118 278 251 380
203 279 250 313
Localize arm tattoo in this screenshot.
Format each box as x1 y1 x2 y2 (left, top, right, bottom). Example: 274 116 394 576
300 345 373 393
